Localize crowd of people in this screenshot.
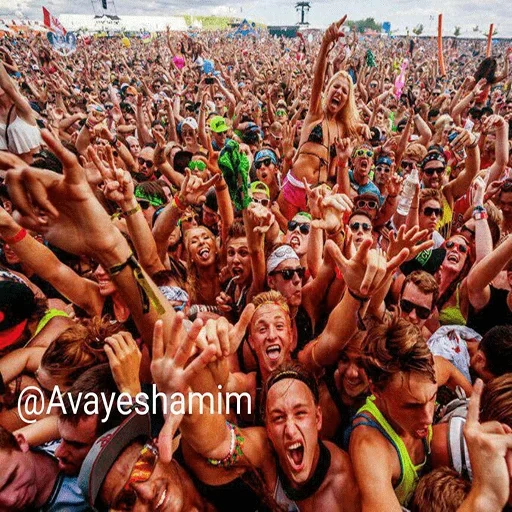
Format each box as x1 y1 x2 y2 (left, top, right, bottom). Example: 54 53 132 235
0 14 512 511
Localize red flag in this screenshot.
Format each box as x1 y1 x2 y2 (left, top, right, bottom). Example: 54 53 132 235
42 6 66 35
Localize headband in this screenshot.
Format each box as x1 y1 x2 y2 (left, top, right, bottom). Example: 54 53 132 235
265 369 319 403
255 148 278 165
376 156 393 167
134 188 166 207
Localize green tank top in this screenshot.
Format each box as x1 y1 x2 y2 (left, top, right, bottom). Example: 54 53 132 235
437 193 453 239
438 284 467 326
34 309 69 336
354 396 432 506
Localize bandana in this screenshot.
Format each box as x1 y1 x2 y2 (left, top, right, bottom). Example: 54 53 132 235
134 187 165 207
376 156 393 167
158 286 189 304
218 139 251 210
421 152 446 169
266 245 299 274
254 149 278 165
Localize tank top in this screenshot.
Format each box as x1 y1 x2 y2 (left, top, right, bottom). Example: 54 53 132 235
352 396 432 507
438 285 467 326
274 476 300 512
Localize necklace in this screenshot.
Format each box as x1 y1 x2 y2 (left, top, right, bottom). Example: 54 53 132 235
277 440 331 502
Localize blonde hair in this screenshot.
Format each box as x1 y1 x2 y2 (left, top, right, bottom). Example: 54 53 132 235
411 467 470 512
323 71 360 139
252 290 290 314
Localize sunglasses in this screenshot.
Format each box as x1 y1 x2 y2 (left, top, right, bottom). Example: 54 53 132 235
111 443 159 510
424 167 445 176
445 240 468 253
270 133 283 140
188 160 207 172
104 104 114 110
214 96 224 101
356 199 378 209
255 158 273 169
138 158 153 168
276 109 287 117
137 200 151 210
252 197 270 207
400 299 431 320
181 214 199 223
369 83 378 88
401 161 415 170
288 221 311 235
354 148 374 158
269 267 306 280
349 222 372 233
432 92 441 97
375 165 390 173
422 207 442 217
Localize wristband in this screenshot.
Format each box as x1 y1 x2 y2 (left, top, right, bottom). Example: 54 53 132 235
2 228 27 245
122 204 141 218
467 137 479 149
346 288 369 331
473 205 486 212
215 183 228 192
173 195 187 211
473 210 488 221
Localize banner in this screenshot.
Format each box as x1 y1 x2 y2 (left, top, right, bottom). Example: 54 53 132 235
42 7 66 35
47 31 76 56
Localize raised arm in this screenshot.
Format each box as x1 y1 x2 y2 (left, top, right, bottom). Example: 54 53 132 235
0 60 36 124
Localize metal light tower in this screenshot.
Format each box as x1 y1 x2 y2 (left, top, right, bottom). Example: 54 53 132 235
295 2 310 26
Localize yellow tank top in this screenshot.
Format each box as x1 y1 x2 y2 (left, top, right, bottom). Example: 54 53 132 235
354 396 432 507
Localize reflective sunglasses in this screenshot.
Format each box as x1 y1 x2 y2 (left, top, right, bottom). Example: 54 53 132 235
445 240 468 253
400 299 431 320
401 160 415 170
255 158 273 169
214 96 224 101
269 267 306 280
181 214 200 224
349 222 372 233
422 207 442 217
288 221 311 235
276 109 287 117
375 165 390 173
354 148 374 158
188 160 207 172
252 197 270 207
111 443 159 510
424 166 444 176
356 199 378 209
138 158 153 168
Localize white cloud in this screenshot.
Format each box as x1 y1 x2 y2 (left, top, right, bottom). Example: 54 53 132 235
0 0 510 36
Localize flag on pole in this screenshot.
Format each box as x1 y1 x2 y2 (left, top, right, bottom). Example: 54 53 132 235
42 7 66 35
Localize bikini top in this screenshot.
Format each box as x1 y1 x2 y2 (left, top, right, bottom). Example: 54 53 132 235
307 123 337 159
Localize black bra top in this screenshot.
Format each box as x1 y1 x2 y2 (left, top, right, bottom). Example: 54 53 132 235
307 123 337 159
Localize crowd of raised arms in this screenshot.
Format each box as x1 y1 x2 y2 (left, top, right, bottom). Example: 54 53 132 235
1 14 512 512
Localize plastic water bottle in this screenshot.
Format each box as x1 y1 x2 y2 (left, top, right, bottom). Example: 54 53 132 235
397 167 419 216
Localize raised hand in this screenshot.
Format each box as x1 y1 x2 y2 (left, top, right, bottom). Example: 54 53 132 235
151 317 217 463
471 176 486 208
325 238 409 296
463 379 512 511
178 169 220 206
323 16 347 46
335 137 353 164
104 331 142 396
388 225 434 261
246 201 275 234
2 130 126 258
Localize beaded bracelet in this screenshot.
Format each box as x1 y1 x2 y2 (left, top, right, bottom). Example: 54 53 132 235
207 421 244 468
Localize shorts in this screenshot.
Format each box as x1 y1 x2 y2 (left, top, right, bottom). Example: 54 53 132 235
281 171 307 210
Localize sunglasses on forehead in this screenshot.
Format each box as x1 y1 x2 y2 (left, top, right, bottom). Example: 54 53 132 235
111 443 158 510
400 299 431 320
255 158 273 169
288 220 311 235
138 158 153 168
269 267 306 281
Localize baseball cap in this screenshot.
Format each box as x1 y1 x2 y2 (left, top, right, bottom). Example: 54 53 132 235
182 117 198 130
209 116 229 133
400 247 447 276
250 181 270 199
0 277 37 351
78 411 151 510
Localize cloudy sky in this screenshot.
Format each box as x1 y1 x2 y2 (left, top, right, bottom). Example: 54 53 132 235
1 0 511 37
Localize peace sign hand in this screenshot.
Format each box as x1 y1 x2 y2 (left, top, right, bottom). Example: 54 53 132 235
179 169 220 206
